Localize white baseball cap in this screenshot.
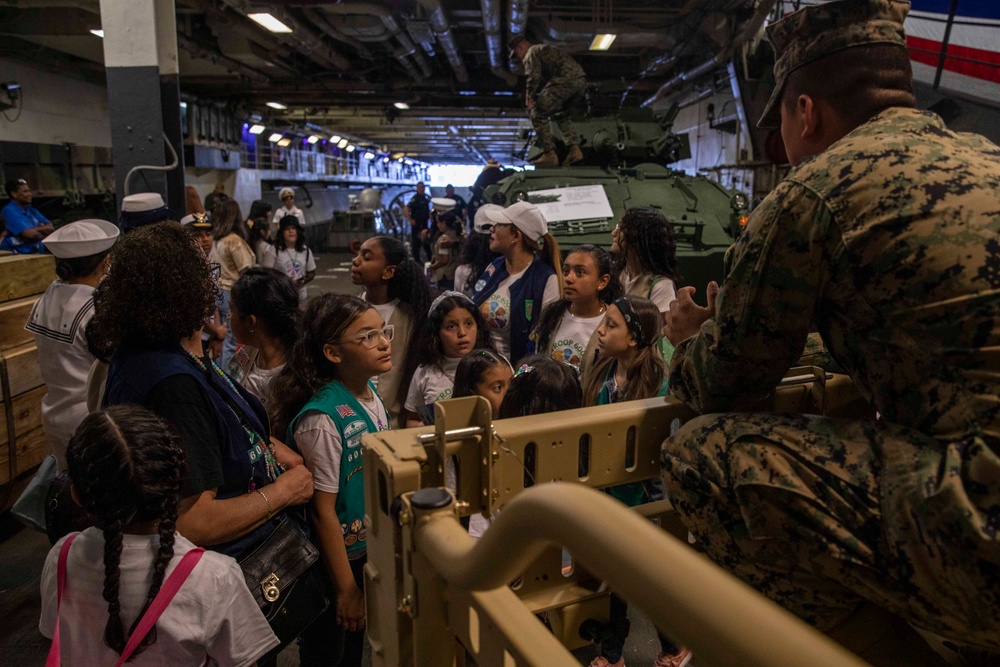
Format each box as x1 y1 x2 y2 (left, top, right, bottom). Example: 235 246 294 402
43 219 119 258
482 201 547 243
473 204 504 234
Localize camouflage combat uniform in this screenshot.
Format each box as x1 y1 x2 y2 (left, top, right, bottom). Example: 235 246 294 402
663 105 1000 650
523 44 587 152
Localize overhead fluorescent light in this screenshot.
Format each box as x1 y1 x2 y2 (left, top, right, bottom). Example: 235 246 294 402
90 29 104 38
308 135 321 144
179 101 188 109
249 124 266 135
248 13 293 34
590 33 616 50
363 151 375 160
404 159 413 165
393 102 409 110
337 138 349 148
268 133 283 142
329 135 342 143
266 101 288 110
346 145 356 152
382 157 390 163
277 138 291 147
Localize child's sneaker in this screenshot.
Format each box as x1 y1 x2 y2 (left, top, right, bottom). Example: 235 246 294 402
589 657 625 667
653 648 692 667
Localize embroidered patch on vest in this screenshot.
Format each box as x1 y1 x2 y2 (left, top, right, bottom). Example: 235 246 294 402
336 404 357 418
525 299 534 321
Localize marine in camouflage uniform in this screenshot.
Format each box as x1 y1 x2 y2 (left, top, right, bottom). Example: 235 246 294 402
513 39 587 160
661 0 1000 654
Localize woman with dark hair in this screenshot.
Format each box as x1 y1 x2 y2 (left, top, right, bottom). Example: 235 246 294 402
472 201 562 366
91 222 313 561
228 267 299 410
26 219 118 472
453 205 501 297
350 235 433 425
261 215 315 302
210 199 255 369
247 199 274 264
40 405 278 665
611 206 682 315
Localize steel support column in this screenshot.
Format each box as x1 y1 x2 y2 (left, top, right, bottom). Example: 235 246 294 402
156 0 185 215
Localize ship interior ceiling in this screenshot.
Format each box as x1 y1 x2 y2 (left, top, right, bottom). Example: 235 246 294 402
0 0 787 166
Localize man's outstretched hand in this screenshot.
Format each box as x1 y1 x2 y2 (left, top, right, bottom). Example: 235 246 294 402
664 281 720 346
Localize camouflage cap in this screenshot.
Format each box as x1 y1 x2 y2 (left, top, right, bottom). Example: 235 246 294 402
757 0 910 129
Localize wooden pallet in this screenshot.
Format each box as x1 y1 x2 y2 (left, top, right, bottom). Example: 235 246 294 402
0 255 54 513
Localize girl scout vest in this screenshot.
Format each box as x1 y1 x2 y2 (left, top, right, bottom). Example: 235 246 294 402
288 380 386 556
472 256 555 364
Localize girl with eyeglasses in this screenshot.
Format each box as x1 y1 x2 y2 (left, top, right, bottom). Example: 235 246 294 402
270 293 393 667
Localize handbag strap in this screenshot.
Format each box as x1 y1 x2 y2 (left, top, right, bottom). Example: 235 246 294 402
114 546 205 667
46 532 80 667
45 533 205 667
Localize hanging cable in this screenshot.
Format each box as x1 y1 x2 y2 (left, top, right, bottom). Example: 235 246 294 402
122 133 180 196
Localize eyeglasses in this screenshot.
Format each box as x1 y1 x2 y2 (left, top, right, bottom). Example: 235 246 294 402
336 325 394 349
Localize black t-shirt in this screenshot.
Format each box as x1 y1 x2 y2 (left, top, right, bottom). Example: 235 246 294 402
145 374 225 498
407 193 430 225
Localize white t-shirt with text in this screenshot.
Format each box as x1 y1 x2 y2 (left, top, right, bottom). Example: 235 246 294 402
404 357 461 423
480 268 559 360
548 311 604 371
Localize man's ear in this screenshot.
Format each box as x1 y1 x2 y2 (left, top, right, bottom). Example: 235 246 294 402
796 93 819 140
322 342 342 364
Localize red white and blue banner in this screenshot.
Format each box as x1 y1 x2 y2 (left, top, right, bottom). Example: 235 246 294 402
905 0 1000 83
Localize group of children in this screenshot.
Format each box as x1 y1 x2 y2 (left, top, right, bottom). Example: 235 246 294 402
38 200 690 667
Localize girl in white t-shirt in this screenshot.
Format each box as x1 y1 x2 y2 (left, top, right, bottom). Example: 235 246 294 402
531 244 623 376
41 405 277 667
263 215 316 302
228 267 299 412
403 292 496 427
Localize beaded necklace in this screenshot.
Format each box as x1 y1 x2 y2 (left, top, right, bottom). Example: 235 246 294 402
186 350 283 484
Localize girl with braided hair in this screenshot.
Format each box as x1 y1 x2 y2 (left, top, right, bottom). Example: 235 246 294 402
40 405 277 665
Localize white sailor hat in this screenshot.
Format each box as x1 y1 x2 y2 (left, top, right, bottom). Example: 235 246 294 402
121 192 166 212
431 197 457 214
482 201 547 243
43 218 119 259
279 187 295 201
473 204 504 234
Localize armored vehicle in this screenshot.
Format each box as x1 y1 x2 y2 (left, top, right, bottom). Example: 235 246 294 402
486 108 749 291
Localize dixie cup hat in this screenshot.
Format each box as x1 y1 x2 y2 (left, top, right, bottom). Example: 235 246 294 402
118 192 175 232
431 197 457 214
43 218 119 258
482 201 548 244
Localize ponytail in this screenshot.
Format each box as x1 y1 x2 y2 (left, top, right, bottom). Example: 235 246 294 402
373 236 433 316
523 232 564 293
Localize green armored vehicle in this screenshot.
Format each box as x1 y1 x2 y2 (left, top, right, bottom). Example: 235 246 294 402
485 107 749 291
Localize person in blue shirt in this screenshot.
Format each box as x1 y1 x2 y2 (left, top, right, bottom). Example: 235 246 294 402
2 178 53 253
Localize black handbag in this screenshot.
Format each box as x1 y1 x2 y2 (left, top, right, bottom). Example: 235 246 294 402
238 516 330 658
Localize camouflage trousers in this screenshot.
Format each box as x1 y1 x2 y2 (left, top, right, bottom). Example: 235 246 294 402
531 78 587 152
661 412 1000 652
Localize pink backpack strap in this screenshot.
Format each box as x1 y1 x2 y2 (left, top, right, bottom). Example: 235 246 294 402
114 547 205 667
46 532 81 667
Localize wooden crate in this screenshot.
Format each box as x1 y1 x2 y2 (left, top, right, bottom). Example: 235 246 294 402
2 344 43 397
0 254 55 303
0 386 47 486
0 296 40 352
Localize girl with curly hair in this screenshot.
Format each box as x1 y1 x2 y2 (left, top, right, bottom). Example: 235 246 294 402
211 199 255 369
350 235 432 425
40 405 278 665
92 222 313 563
270 294 393 667
402 292 495 427
611 206 682 315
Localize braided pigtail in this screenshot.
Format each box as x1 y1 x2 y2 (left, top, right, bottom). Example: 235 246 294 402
101 522 127 654
66 405 189 659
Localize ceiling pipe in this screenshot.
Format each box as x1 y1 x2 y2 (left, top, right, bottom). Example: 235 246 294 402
216 0 351 71
416 0 469 82
176 31 270 82
507 0 529 71
301 7 375 60
480 0 518 85
641 0 777 108
321 3 432 79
